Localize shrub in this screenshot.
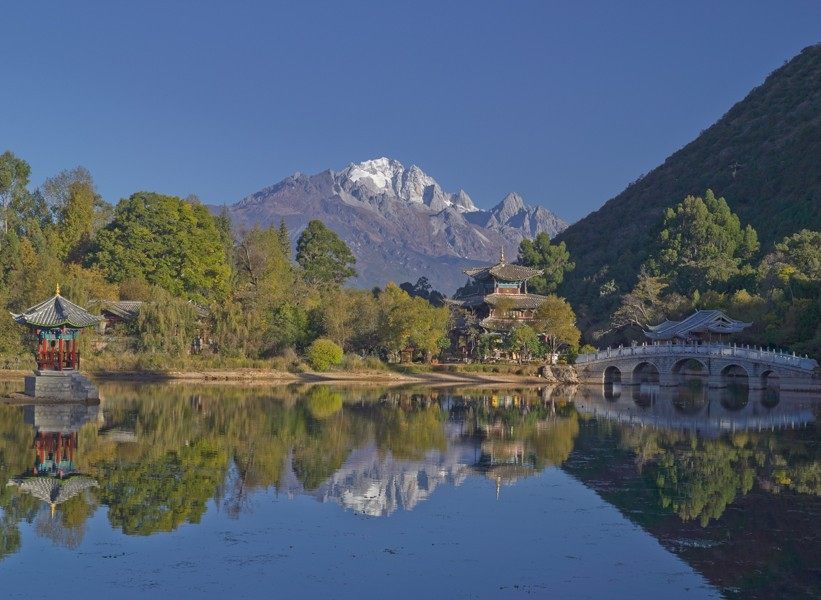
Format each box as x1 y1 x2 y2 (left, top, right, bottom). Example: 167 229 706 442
306 338 343 372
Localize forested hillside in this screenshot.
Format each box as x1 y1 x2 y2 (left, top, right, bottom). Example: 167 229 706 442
556 44 821 324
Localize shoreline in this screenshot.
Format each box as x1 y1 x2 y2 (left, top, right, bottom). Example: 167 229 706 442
0 366 574 387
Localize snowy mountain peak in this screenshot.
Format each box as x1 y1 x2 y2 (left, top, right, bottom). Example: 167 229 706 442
344 157 404 190
340 157 478 213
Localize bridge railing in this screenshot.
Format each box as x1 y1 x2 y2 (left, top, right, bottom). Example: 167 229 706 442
576 341 818 371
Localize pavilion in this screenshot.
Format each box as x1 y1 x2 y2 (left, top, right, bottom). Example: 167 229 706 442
449 250 547 332
11 286 101 400
644 310 752 343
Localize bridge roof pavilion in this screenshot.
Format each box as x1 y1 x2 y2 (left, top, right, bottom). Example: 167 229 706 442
644 309 751 341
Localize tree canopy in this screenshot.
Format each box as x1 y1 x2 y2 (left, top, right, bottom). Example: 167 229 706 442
89 192 231 302
517 233 575 294
296 220 357 286
649 190 759 293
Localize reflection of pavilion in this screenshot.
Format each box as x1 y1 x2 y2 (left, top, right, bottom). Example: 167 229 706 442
474 439 536 498
6 401 100 515
575 384 815 437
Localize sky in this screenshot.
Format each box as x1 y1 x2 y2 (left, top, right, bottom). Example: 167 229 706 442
1 1 819 223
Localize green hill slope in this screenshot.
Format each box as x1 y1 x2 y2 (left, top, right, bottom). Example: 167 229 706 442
556 44 821 322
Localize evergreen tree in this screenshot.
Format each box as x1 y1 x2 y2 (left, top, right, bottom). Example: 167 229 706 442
295 220 357 286
652 190 759 293
517 233 575 294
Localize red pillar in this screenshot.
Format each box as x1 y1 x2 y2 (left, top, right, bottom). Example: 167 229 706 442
58 338 63 370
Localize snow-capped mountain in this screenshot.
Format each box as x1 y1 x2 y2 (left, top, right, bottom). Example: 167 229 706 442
223 158 568 293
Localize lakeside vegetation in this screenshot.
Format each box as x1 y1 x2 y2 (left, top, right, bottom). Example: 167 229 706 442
0 148 817 370
0 152 585 370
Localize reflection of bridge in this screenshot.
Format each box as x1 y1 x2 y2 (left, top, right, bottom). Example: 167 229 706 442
573 385 816 436
576 342 819 391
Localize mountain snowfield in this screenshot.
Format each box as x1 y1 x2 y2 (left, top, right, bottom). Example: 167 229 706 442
224 157 568 293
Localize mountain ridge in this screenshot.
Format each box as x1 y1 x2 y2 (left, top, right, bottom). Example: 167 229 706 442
223 157 568 292
555 43 821 323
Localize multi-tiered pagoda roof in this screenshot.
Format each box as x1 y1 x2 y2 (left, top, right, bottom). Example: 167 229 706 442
449 254 548 332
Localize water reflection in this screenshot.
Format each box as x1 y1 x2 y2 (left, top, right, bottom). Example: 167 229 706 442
0 382 817 597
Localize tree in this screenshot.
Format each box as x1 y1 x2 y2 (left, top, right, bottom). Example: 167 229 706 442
611 273 677 331
307 338 344 371
507 324 540 362
0 152 31 236
54 181 96 261
652 190 759 293
234 225 294 305
533 295 581 357
399 276 445 306
759 229 821 300
517 233 575 294
295 220 357 286
89 192 231 302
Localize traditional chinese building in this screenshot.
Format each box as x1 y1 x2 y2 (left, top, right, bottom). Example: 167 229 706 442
11 287 101 400
449 252 547 332
644 310 752 343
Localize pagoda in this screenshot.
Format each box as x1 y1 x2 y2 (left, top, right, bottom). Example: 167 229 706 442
11 286 101 400
449 250 547 332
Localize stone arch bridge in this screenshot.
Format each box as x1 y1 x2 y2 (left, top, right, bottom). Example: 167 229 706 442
576 342 819 392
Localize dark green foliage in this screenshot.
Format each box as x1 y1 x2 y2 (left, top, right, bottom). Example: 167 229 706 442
557 45 821 327
650 190 759 293
296 220 357 286
517 232 575 294
90 192 231 302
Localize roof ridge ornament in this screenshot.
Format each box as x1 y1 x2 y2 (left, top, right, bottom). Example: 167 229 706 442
500 247 506 264
55 283 60 296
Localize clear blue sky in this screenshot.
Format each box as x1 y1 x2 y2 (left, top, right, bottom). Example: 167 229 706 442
1 1 818 222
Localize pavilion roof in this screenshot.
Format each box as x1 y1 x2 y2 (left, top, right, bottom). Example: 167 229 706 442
11 293 102 329
484 293 547 310
447 293 547 311
644 310 752 340
7 475 98 509
464 261 542 282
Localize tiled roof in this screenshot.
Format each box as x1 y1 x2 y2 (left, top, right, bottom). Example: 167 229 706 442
11 294 102 329
644 310 752 340
484 293 548 310
464 261 543 282
97 300 143 321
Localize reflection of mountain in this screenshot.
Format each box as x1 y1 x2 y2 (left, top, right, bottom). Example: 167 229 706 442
282 440 476 517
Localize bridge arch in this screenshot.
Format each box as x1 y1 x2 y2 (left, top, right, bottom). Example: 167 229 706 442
721 363 750 383
761 369 779 388
671 357 708 375
603 366 621 385
632 361 660 384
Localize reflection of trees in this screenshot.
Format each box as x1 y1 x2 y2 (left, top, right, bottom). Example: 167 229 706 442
98 439 228 535
469 398 579 471
372 404 446 461
617 425 819 526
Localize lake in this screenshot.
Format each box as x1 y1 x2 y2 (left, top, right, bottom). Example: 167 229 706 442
0 380 817 598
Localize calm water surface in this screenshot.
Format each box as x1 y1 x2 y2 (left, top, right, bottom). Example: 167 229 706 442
0 380 817 599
